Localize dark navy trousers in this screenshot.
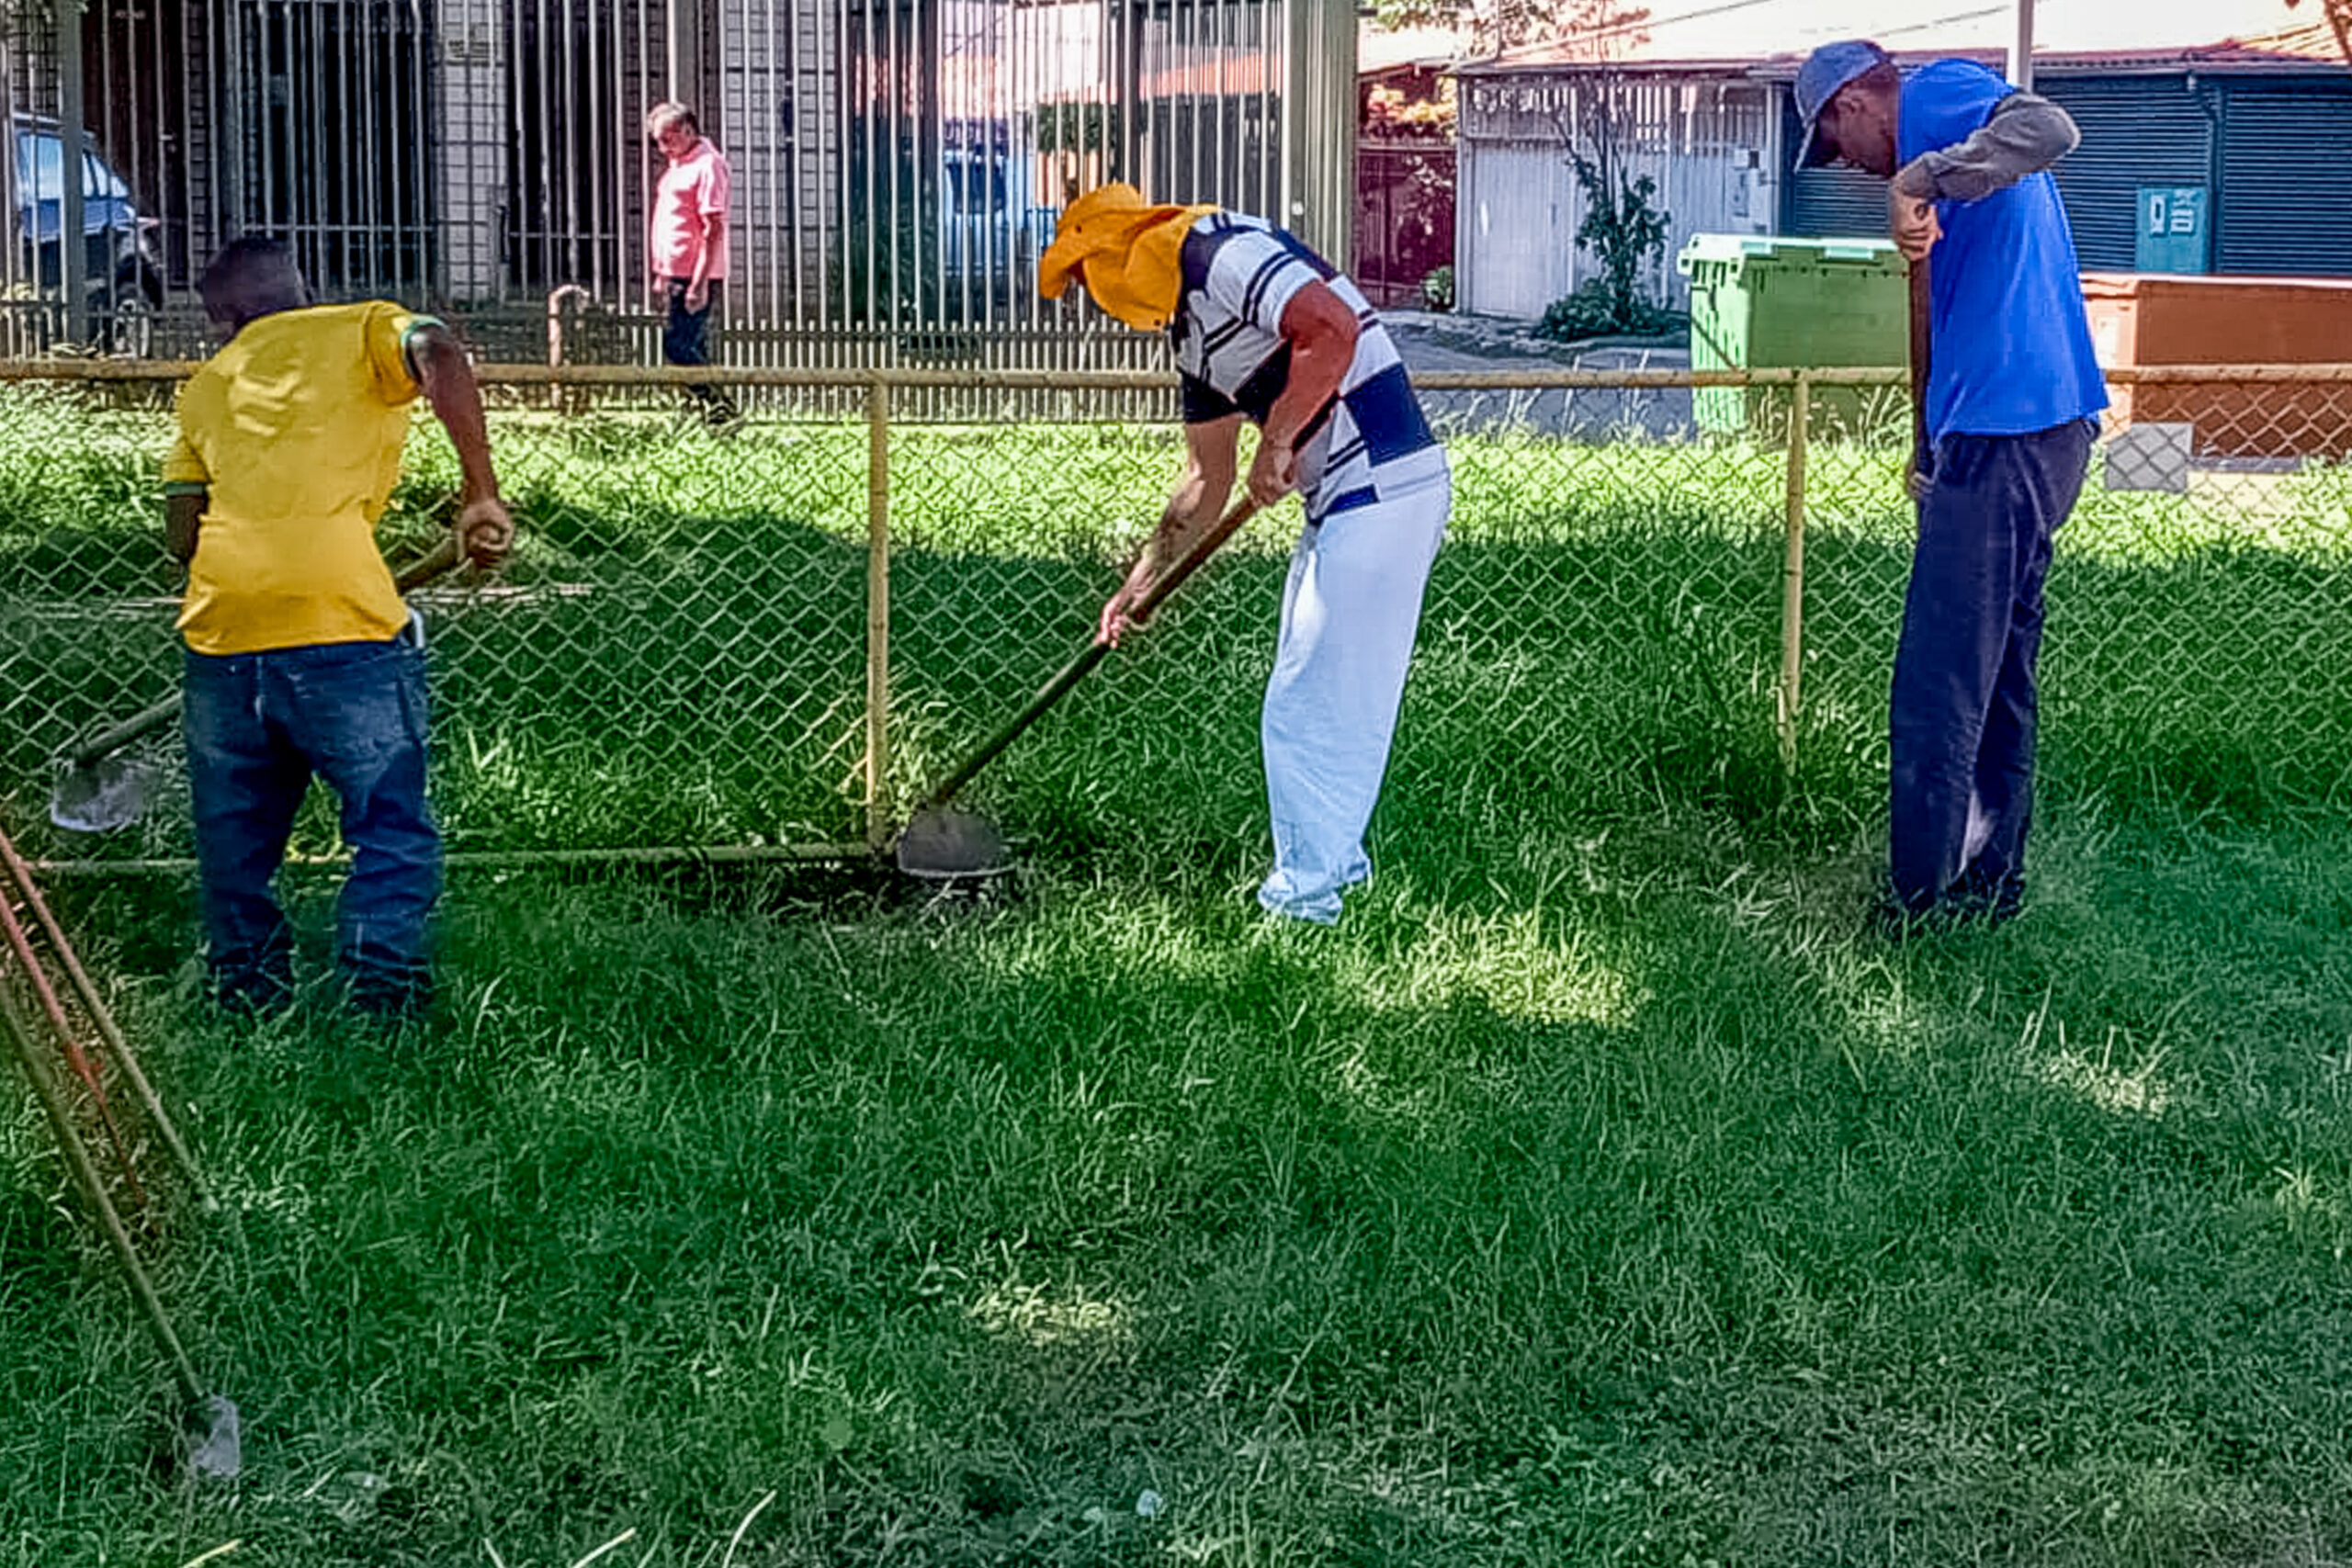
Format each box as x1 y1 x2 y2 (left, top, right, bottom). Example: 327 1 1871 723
1887 417 2097 915
662 276 736 425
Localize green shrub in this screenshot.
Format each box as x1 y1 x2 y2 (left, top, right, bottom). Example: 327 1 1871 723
1419 264 1454 312
1534 278 1676 343
1533 144 1673 343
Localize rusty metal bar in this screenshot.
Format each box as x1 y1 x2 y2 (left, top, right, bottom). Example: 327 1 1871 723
0 983 205 1411
0 824 210 1207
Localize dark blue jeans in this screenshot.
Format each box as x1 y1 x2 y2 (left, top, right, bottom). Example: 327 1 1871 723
662 276 736 424
183 629 442 1014
1887 417 2097 916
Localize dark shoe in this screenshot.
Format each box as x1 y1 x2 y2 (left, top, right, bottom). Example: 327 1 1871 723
345 980 430 1025
1868 883 2020 943
1867 895 1944 942
209 947 295 1019
1949 863 2025 926
339 953 433 1023
210 972 295 1021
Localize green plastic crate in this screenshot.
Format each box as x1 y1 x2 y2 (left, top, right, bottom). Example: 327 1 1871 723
1678 233 1908 439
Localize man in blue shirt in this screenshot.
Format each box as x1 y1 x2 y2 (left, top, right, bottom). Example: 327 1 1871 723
1794 39 2108 933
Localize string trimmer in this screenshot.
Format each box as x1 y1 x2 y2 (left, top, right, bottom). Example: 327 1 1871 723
894 493 1263 878
49 534 468 835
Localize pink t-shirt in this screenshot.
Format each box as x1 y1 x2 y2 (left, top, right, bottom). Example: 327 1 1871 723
650 139 730 281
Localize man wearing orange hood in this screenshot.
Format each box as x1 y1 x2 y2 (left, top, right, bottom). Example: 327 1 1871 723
1040 185 1450 924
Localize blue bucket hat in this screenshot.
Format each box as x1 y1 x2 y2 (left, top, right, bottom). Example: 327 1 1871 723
1793 39 1893 169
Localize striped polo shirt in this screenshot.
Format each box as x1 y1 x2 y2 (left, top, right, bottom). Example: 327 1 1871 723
1170 213 1444 524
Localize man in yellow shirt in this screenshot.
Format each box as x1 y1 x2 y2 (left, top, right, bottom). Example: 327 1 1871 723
164 237 512 1020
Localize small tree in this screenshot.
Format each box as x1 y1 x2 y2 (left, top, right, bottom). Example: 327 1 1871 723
1571 146 1667 330
1535 141 1671 342
1371 0 1649 58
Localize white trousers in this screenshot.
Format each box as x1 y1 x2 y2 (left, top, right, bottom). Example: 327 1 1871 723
1257 468 1451 923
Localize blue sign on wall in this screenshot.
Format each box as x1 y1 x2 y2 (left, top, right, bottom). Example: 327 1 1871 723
2136 186 2210 275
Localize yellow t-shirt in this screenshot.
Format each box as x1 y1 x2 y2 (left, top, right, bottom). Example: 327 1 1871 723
164 301 436 655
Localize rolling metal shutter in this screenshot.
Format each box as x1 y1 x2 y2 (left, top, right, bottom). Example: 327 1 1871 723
2217 84 2352 276
2040 75 2213 270
1781 97 1887 237
1784 167 1888 238
1784 76 2215 263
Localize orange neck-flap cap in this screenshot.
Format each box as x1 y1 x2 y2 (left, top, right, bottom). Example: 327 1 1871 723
1037 182 1220 332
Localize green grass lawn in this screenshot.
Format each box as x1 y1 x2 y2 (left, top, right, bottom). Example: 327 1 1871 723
5 393 2352 1563
7 801 2352 1565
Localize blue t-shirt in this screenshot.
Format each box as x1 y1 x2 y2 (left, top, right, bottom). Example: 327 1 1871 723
1900 60 2109 439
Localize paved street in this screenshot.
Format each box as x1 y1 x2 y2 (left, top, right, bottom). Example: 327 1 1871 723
1383 310 1700 442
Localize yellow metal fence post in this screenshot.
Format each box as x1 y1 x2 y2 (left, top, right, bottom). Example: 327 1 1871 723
866 377 893 852
1778 372 1812 778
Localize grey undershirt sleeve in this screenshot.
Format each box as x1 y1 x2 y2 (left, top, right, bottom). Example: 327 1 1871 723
1894 92 2081 203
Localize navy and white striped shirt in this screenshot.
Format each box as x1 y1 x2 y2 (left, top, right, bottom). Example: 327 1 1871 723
1170 214 1445 524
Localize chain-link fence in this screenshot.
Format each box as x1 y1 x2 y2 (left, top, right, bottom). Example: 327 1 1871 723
3 362 2347 871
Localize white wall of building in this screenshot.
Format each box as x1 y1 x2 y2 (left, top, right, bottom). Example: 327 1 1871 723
1455 73 1781 321
436 0 506 302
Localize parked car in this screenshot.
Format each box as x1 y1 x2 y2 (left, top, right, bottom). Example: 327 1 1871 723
11 114 164 352
940 143 1042 287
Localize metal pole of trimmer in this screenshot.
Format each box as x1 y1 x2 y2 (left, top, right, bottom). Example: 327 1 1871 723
894 493 1263 877
49 535 469 834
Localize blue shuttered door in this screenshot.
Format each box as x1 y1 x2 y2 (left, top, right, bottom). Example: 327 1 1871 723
1785 167 1888 238
1784 75 2215 263
1776 70 2352 277
2217 84 2352 276
2040 75 2213 270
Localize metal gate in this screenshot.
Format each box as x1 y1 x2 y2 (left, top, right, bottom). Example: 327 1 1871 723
223 0 435 295
1456 67 1779 318
0 0 1357 367
1355 138 1452 308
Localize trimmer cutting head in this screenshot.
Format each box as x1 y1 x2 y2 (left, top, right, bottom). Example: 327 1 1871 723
187 1393 243 1479
886 496 1265 886
49 749 156 835
893 806 1012 879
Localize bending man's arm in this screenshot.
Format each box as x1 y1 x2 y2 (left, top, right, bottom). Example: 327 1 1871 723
1894 92 2079 203
1099 415 1241 648
1248 281 1361 507
407 322 513 567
